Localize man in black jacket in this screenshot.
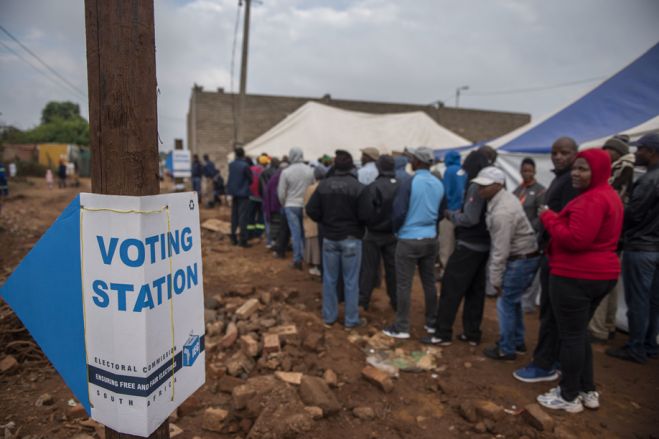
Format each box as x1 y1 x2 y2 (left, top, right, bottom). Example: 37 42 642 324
358 155 400 311
607 133 659 364
306 150 366 329
514 137 579 383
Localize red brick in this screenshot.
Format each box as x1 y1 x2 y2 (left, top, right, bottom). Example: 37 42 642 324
361 366 394 393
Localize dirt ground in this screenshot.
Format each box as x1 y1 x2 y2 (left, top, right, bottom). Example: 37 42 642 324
0 177 657 439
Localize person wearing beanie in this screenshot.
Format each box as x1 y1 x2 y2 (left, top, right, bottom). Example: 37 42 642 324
278 147 315 270
306 150 366 329
357 155 400 311
607 132 659 364
534 148 622 413
383 147 445 339
588 136 635 343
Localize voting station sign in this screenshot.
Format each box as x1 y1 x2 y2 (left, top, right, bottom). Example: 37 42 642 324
0 192 205 437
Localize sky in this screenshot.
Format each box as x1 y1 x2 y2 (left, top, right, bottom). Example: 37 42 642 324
1 0 658 151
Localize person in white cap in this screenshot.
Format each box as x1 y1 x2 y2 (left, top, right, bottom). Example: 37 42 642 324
471 166 541 360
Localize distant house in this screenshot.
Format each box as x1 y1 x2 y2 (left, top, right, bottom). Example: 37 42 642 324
2 143 38 163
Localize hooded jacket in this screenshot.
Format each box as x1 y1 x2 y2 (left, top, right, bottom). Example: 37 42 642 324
443 151 467 211
277 148 315 208
540 149 623 280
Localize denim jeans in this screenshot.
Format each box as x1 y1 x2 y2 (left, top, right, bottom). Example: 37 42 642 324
192 177 202 196
284 207 305 263
497 256 541 355
322 238 362 327
622 251 659 361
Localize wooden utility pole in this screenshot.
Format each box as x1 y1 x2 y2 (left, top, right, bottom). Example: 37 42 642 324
84 1 167 438
235 0 251 147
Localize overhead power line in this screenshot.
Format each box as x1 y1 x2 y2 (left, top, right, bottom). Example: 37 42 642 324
0 24 87 99
464 76 607 97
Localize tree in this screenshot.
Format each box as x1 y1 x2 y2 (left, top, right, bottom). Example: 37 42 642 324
41 101 82 124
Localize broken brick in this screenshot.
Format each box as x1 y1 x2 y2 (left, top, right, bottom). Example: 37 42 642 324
240 334 260 357
263 333 281 354
361 366 394 393
235 298 260 320
219 322 238 349
298 376 341 415
275 371 303 385
202 407 229 432
523 403 555 432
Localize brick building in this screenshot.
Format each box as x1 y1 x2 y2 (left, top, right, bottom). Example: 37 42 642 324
187 86 530 169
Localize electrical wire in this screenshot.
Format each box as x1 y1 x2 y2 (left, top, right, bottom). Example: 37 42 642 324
464 76 607 97
0 39 82 98
0 24 87 99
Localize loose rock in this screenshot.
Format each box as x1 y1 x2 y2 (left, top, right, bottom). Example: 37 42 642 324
523 403 555 432
298 376 341 415
202 407 229 432
236 298 260 320
353 406 375 420
275 371 303 385
362 366 394 393
323 369 338 387
0 355 19 374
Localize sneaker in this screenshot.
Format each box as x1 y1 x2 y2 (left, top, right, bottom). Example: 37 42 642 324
483 345 516 361
458 333 480 346
495 340 527 354
292 261 303 271
419 335 452 346
579 391 600 410
424 325 436 334
382 324 410 339
537 387 584 413
345 318 368 331
323 321 336 329
308 266 321 277
605 346 647 364
513 364 560 383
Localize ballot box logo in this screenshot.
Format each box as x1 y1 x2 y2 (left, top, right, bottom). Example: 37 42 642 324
183 332 201 367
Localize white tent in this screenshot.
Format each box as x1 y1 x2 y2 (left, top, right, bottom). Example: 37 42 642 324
235 101 470 161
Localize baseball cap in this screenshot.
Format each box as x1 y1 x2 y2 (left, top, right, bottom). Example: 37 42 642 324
471 166 506 186
405 146 435 164
361 147 380 161
631 133 659 151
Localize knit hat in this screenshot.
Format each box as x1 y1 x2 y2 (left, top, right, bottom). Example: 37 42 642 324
334 150 354 171
376 155 395 174
602 137 629 156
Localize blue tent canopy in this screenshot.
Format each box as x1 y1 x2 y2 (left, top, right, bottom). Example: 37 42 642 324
499 43 659 153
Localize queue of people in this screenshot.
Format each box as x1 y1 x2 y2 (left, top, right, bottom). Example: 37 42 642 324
223 132 659 415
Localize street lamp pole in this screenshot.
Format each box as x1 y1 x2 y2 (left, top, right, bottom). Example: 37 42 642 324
455 85 469 108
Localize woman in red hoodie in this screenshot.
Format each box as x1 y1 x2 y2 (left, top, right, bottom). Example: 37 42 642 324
536 148 623 413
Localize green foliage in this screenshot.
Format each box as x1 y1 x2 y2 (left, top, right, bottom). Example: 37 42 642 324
41 101 81 124
1 101 90 146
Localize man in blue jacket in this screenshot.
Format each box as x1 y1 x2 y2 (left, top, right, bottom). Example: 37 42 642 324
439 151 467 273
226 147 253 247
383 147 445 339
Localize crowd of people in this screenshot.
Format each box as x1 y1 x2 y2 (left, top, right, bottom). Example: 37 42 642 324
221 132 659 415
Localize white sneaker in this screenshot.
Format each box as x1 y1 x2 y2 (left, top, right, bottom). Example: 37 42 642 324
308 266 321 276
424 325 436 334
579 391 600 409
537 387 583 413
382 324 410 339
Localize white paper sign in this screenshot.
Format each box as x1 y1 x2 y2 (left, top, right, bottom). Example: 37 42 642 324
172 150 191 178
80 192 205 437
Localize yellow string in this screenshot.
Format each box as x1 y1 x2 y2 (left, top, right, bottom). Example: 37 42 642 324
79 204 176 403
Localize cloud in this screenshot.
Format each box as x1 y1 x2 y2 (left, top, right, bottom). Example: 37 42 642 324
0 0 657 152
